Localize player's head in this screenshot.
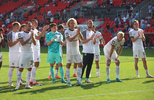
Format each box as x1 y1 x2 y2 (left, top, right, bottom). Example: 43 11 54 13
0 27 4 34
87 20 93 29
50 23 57 33
66 18 77 28
20 24 25 31
92 24 95 31
117 31 124 41
58 24 64 34
25 21 32 32
133 20 139 30
12 21 21 32
30 19 38 29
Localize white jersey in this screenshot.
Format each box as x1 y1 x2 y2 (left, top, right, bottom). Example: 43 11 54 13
65 28 80 55
18 31 33 52
94 31 103 54
7 31 21 53
129 28 144 50
31 29 40 50
82 30 95 53
104 36 125 51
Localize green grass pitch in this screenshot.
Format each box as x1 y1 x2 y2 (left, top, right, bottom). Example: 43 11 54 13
0 47 154 100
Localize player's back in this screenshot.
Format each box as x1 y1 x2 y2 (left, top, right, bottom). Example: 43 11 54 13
104 36 125 51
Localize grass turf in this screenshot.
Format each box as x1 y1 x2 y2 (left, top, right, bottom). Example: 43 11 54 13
0 47 154 100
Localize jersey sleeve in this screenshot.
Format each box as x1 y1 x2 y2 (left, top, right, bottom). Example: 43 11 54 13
129 30 134 38
45 33 50 42
111 39 116 46
82 30 86 39
65 30 70 38
7 32 12 42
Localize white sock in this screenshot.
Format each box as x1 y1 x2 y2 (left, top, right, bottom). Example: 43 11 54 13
49 70 51 75
17 71 22 86
16 68 19 76
145 69 149 75
136 70 139 75
30 67 37 83
8 68 14 84
26 71 31 86
55 69 58 76
77 67 82 82
74 68 76 74
66 68 70 83
106 66 110 79
116 66 120 78
96 68 99 75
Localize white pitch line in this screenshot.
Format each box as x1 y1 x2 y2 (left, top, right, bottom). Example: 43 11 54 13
51 89 154 100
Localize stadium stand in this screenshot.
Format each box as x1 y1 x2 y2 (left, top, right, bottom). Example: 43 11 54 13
0 0 154 48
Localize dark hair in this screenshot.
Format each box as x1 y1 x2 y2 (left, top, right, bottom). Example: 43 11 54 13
50 23 57 28
58 24 64 30
21 24 25 29
25 21 31 25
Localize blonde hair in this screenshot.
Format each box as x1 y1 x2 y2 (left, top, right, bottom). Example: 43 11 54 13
12 21 21 27
87 20 93 24
117 31 124 37
133 20 139 25
66 18 77 27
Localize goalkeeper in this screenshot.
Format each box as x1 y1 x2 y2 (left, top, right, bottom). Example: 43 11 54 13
46 23 66 83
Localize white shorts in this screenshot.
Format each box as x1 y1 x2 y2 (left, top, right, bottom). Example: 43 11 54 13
67 54 82 63
133 49 146 58
19 52 33 69
33 49 41 62
104 48 118 62
0 53 2 62
9 52 20 67
94 53 100 61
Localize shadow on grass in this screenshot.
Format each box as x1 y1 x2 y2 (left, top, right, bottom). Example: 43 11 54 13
121 77 145 80
142 80 154 84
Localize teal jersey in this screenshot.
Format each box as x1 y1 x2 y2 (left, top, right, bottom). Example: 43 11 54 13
46 31 62 53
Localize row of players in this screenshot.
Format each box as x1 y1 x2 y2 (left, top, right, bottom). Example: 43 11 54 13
0 18 153 90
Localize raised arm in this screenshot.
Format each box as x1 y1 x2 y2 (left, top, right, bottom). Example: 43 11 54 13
35 25 49 40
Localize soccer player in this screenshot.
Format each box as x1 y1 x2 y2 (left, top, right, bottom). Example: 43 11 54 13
91 24 105 77
129 20 153 78
65 18 85 86
81 20 99 83
15 21 36 90
29 19 49 86
47 24 65 79
7 22 25 87
104 31 125 83
0 27 5 90
46 23 66 83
